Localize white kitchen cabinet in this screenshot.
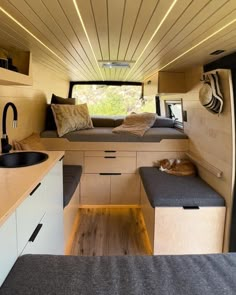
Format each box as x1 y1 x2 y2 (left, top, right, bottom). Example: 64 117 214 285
21 160 64 255
0 212 17 286
16 181 46 254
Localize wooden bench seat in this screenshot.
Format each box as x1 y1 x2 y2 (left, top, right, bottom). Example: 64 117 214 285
139 167 226 255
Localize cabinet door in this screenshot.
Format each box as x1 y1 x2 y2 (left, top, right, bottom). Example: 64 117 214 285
80 174 110 205
111 174 140 204
0 213 17 286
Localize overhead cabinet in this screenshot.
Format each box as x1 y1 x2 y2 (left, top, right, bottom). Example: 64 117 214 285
143 71 186 95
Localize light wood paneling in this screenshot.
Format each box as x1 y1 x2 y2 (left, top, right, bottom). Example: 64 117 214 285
110 174 140 205
160 68 234 251
80 174 110 205
154 207 226 255
0 1 236 81
70 208 151 256
0 60 69 144
137 151 186 168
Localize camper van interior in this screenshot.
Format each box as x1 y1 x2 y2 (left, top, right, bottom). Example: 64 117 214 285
1 0 236 294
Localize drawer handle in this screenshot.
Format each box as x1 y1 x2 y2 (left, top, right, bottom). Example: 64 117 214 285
104 150 116 153
104 156 116 158
183 206 199 210
30 183 41 196
59 155 64 161
29 223 43 242
100 173 122 175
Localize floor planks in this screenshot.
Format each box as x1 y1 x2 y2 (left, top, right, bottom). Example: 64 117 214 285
70 208 151 256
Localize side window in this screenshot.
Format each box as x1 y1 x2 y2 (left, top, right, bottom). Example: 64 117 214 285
164 99 183 129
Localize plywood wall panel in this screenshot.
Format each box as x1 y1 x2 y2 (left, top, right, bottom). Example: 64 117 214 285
0 60 69 142
161 68 234 251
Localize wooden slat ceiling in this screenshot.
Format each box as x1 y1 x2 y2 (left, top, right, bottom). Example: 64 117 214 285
0 0 236 82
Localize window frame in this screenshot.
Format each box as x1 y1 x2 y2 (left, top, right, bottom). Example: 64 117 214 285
164 98 184 129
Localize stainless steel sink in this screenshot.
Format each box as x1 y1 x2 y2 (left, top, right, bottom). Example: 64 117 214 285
0 151 48 168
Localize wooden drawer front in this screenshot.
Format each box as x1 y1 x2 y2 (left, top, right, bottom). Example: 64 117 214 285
111 174 140 204
84 157 136 173
80 174 110 205
85 151 136 157
16 182 46 254
0 212 17 286
154 207 225 255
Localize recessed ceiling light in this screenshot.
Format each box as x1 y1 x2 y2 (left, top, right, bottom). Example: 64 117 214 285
210 50 225 55
100 61 133 69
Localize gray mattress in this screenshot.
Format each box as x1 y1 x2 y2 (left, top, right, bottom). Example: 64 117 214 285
41 127 188 142
139 167 225 207
1 253 236 295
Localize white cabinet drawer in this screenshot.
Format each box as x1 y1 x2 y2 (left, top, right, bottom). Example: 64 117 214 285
0 212 17 286
22 212 64 255
84 156 136 173
16 181 46 254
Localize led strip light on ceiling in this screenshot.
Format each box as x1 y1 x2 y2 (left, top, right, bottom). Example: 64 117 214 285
0 6 93 79
0 6 68 65
124 0 178 81
145 17 236 81
73 0 104 81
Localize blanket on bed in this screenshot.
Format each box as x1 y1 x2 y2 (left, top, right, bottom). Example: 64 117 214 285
112 112 157 137
1 253 236 295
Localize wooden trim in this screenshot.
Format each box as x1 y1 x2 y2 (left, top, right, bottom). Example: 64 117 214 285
186 152 223 178
64 211 80 255
79 204 141 209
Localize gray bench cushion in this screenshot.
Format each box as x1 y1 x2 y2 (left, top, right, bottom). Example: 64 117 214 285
63 165 82 208
1 253 236 295
139 167 225 207
41 127 187 142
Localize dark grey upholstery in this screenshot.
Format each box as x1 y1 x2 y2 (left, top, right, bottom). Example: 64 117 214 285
152 116 175 127
41 127 187 142
1 253 236 295
139 167 225 207
63 165 82 208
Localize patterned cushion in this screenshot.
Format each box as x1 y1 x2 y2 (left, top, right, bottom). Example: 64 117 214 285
51 103 93 137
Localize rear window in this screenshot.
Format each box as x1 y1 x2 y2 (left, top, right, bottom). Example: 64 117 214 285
72 84 155 116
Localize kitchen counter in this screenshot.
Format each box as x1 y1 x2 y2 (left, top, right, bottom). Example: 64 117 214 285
0 150 64 226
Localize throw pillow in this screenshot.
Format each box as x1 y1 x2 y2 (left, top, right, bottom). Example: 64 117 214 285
45 94 76 130
51 103 94 137
13 133 45 150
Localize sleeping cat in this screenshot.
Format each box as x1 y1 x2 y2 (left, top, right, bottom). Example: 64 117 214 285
156 158 197 176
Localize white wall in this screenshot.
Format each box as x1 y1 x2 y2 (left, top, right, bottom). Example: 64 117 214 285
0 59 69 141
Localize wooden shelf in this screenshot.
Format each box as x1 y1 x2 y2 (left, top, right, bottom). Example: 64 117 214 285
0 51 33 86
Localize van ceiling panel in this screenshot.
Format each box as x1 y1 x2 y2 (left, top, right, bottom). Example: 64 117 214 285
0 0 236 82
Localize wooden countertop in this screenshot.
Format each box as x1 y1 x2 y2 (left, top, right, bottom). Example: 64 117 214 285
0 151 64 226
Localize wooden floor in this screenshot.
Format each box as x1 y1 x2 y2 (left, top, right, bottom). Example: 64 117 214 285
70 208 151 256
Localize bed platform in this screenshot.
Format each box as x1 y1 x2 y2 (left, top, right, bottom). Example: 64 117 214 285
1 253 236 295
41 127 187 142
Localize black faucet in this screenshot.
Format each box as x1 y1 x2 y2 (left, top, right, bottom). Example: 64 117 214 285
1 102 18 153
